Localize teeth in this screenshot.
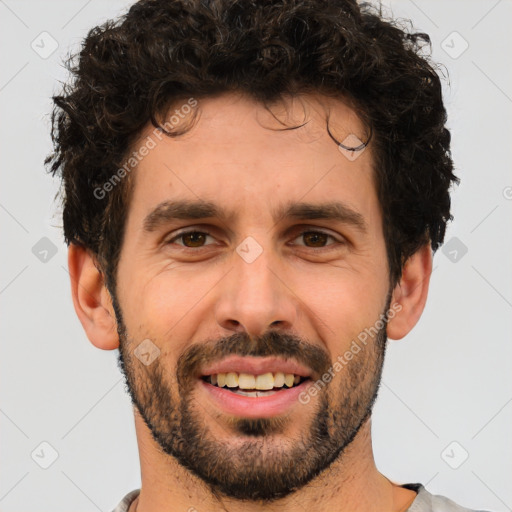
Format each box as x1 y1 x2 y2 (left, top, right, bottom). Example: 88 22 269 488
233 389 279 397
208 371 304 390
238 373 256 389
225 372 238 388
284 373 294 387
274 372 285 387
255 372 274 390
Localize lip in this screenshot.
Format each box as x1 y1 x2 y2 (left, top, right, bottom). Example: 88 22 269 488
199 378 311 418
199 355 312 379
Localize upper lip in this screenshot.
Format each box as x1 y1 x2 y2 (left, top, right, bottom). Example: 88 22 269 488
199 356 312 379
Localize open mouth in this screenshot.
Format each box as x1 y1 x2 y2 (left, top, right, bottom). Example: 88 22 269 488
201 372 310 397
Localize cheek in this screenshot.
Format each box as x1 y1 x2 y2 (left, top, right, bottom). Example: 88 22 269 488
129 268 219 337
301 278 385 338
117 278 199 367
290 263 388 346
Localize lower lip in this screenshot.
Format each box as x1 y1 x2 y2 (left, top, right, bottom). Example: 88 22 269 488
199 379 311 418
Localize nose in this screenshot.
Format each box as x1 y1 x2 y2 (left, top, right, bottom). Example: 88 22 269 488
214 244 299 340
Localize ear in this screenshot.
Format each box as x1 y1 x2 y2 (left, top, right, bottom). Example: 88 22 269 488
387 243 433 340
68 244 119 350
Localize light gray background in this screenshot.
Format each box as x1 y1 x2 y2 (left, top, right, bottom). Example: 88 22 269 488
1 1 511 511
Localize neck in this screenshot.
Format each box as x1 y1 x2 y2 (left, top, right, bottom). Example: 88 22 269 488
129 410 417 512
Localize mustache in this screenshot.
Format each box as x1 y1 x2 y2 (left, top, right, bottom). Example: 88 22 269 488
176 330 332 387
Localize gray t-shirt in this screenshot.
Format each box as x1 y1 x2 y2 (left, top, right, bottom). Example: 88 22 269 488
111 483 492 512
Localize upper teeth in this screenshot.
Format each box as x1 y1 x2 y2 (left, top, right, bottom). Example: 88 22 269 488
210 372 301 389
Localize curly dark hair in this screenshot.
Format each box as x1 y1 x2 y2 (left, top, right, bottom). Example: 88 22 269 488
46 0 458 293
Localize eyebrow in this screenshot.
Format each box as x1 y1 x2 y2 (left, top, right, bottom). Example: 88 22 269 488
143 199 367 234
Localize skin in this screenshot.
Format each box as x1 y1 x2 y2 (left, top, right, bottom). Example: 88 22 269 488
68 92 432 512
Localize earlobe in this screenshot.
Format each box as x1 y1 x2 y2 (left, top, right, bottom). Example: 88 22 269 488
386 244 433 341
68 244 119 350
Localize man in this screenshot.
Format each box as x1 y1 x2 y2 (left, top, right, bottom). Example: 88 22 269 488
46 0 490 511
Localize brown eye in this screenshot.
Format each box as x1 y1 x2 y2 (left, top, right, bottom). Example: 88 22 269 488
293 230 339 249
302 231 330 247
181 232 207 247
168 231 214 248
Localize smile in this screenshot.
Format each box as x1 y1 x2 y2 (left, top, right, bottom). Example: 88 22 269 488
200 377 311 417
201 372 308 397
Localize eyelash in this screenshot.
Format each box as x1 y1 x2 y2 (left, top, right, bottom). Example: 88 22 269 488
166 228 343 250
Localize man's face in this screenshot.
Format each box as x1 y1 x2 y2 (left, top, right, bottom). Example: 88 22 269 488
112 93 392 501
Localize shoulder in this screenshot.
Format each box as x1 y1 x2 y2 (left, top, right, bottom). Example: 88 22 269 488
404 483 495 512
110 489 140 512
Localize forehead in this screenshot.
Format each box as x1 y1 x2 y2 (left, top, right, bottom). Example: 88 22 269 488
125 92 378 228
